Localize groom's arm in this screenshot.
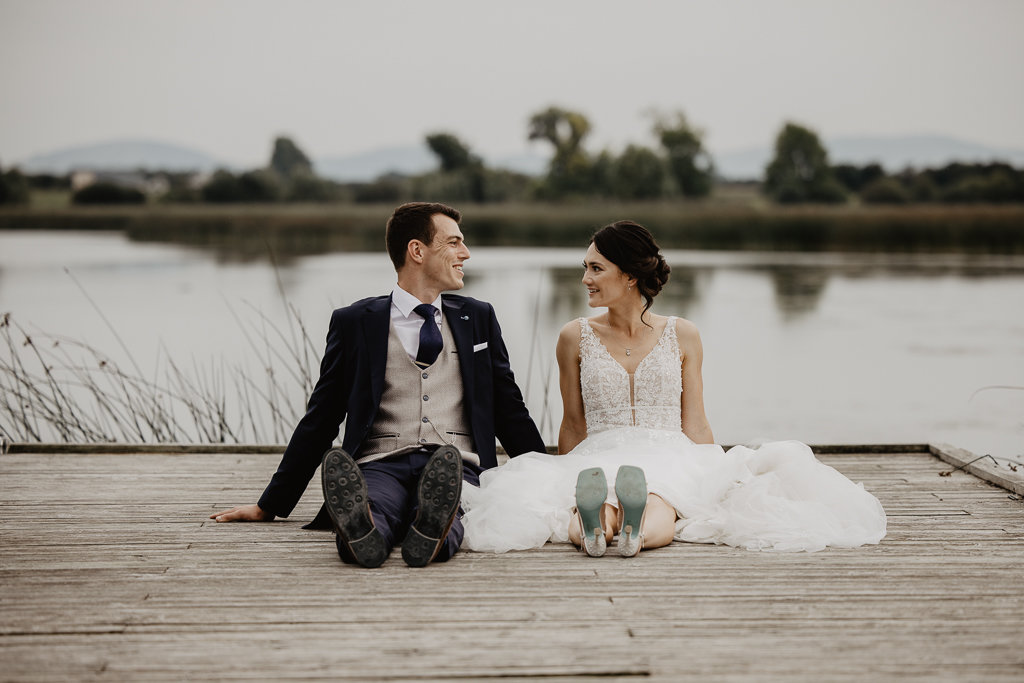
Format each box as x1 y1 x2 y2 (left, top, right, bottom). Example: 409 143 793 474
258 308 354 517
485 304 546 456
210 504 273 522
212 308 353 522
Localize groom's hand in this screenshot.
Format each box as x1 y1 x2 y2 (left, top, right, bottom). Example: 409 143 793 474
210 504 274 523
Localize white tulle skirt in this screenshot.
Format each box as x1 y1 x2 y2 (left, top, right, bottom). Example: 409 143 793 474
461 427 886 553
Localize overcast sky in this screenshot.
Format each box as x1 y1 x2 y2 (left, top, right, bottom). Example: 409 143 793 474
1 0 1022 167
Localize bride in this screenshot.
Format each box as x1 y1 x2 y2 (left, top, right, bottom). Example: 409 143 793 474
461 220 886 556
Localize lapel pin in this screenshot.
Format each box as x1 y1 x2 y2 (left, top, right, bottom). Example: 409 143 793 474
461 315 469 320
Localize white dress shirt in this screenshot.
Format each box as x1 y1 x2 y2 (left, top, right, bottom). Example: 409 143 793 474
390 285 443 362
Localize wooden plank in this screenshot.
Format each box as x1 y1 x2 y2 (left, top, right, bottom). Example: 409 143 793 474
1 448 1022 682
5 441 933 456
931 443 1024 496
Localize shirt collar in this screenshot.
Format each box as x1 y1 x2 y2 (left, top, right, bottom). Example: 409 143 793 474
392 285 442 319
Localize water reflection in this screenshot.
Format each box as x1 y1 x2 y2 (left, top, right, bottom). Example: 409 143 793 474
766 267 831 318
657 268 705 319
1 231 1023 459
125 222 384 265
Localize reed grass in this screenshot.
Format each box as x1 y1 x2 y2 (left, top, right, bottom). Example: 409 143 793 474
0 244 565 445
0 284 317 444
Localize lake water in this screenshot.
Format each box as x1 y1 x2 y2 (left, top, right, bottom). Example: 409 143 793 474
1 230 1022 461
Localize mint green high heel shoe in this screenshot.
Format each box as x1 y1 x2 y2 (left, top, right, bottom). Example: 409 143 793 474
615 466 647 558
574 467 608 557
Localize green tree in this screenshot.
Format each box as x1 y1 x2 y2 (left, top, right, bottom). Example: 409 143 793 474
286 174 339 202
201 170 244 202
588 150 616 197
832 163 884 192
528 106 594 197
72 182 145 205
0 163 31 205
860 177 911 204
652 112 713 197
764 122 846 203
202 169 281 202
611 145 666 200
270 136 313 179
238 169 282 202
353 174 408 203
423 132 487 202
906 173 938 202
425 132 477 172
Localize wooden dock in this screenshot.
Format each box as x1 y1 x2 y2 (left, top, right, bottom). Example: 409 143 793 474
1 444 1022 681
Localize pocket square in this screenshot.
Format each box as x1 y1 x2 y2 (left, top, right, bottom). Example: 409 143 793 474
473 342 488 353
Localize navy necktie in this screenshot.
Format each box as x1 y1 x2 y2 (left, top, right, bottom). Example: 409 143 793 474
413 303 442 367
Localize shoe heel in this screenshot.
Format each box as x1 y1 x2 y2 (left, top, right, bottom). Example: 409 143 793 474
615 466 647 558
575 468 608 557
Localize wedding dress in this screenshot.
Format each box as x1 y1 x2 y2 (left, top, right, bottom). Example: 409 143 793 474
461 317 887 553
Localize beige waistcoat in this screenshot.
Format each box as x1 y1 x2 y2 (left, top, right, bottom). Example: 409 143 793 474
358 319 479 466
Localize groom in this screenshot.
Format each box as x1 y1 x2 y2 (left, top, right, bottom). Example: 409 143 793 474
211 202 545 567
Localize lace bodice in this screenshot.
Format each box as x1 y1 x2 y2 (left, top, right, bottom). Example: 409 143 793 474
578 317 682 434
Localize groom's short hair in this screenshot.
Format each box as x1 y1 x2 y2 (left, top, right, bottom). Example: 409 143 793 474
386 202 462 270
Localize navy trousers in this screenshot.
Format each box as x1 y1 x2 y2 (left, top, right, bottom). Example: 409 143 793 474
335 447 482 565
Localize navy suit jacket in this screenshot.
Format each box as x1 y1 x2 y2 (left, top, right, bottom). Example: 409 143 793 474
257 293 546 521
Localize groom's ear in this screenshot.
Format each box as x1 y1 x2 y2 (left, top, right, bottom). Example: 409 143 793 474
407 239 426 265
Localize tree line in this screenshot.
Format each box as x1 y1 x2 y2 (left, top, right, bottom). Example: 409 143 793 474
2 108 1023 206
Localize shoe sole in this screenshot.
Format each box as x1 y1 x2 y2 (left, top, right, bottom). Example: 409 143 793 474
575 467 608 557
321 448 389 568
615 465 647 558
402 446 463 568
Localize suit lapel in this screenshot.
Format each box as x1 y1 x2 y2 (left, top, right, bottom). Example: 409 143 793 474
442 296 475 405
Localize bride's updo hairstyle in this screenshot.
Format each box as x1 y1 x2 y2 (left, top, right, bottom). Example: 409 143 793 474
591 220 671 324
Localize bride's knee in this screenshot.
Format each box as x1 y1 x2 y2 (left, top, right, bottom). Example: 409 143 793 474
647 493 673 514
641 493 677 547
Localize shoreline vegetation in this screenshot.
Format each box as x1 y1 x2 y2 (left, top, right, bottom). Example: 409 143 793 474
0 296 315 444
2 201 1024 257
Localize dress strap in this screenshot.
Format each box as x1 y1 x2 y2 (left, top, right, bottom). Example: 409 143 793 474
663 316 677 342
577 317 596 347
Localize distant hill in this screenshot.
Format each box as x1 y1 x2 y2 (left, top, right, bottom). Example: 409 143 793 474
714 135 1024 180
18 139 224 174
14 138 548 180
314 145 436 181
314 145 547 181
16 134 1020 182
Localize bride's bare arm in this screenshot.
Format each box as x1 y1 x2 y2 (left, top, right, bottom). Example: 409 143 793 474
677 318 714 444
556 320 587 454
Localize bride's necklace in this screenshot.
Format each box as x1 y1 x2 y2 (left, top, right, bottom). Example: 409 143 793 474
622 326 649 357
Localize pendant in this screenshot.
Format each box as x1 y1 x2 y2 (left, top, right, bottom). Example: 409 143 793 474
625 348 631 356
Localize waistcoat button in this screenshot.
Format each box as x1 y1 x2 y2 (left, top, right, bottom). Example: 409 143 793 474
422 395 429 401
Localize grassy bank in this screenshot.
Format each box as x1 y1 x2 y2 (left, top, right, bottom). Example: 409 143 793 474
2 201 1023 256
